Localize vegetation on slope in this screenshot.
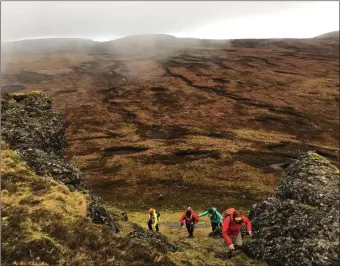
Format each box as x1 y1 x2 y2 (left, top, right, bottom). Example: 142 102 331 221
1 38 338 214
0 92 179 265
5 37 336 213
1 141 179 265
1 34 338 265
1 91 267 265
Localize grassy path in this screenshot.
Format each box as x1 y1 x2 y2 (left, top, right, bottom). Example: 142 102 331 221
128 211 266 266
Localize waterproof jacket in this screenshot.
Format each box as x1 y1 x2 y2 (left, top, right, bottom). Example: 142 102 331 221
180 212 199 226
149 211 159 229
222 215 251 246
198 208 222 224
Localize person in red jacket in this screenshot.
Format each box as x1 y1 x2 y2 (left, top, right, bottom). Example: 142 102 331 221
222 208 252 251
180 207 200 238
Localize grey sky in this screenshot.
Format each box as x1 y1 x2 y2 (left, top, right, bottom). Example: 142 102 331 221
1 1 339 42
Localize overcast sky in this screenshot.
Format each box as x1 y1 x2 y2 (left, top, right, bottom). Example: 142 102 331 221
1 1 339 42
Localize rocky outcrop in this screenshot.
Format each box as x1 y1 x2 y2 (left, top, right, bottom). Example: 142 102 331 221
246 152 339 266
1 92 119 231
1 93 66 155
129 225 180 254
87 199 120 232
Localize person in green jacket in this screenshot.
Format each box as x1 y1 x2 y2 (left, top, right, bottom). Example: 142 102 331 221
199 207 223 235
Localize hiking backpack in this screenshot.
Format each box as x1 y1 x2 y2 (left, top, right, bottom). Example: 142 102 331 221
155 209 160 218
223 208 235 218
222 208 244 224
222 208 236 224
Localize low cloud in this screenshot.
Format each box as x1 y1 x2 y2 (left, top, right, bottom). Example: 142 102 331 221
3 1 338 41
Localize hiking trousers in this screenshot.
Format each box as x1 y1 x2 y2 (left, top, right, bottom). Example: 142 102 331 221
228 231 242 251
186 223 195 236
148 220 159 232
211 222 222 232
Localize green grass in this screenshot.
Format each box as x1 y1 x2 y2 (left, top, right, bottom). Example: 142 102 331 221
1 142 177 265
123 211 267 266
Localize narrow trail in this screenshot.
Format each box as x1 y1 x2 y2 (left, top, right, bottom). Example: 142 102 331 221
127 211 259 266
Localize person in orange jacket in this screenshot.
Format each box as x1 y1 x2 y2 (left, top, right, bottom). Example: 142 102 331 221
180 207 200 238
222 208 252 251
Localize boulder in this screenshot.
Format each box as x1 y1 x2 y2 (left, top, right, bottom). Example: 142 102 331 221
246 152 339 266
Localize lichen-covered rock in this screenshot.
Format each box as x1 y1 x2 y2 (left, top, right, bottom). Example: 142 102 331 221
1 92 119 231
277 152 339 208
1 92 65 155
87 200 120 233
246 152 339 266
16 148 85 190
129 225 181 254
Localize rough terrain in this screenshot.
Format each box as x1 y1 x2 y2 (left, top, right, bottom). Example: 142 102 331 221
1 92 266 265
246 152 339 266
1 34 338 213
1 92 180 265
1 33 339 265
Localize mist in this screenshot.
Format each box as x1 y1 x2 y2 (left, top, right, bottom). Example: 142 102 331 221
2 1 339 42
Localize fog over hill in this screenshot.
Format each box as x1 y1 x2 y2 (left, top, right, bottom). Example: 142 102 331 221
2 30 338 55
315 30 339 40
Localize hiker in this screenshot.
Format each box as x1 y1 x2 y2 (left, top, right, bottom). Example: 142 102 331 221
198 207 223 236
148 208 160 232
222 208 252 251
180 207 200 238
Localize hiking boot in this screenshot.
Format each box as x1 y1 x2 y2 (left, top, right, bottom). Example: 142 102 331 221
234 244 243 251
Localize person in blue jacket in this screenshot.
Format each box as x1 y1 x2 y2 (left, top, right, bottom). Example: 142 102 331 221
198 207 223 235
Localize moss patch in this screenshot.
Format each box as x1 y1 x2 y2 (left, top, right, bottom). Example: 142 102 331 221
1 143 177 265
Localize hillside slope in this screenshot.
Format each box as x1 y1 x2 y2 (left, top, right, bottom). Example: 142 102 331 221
1 92 271 265
1 35 338 214
1 33 339 265
315 30 339 40
1 38 97 54
1 92 179 265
